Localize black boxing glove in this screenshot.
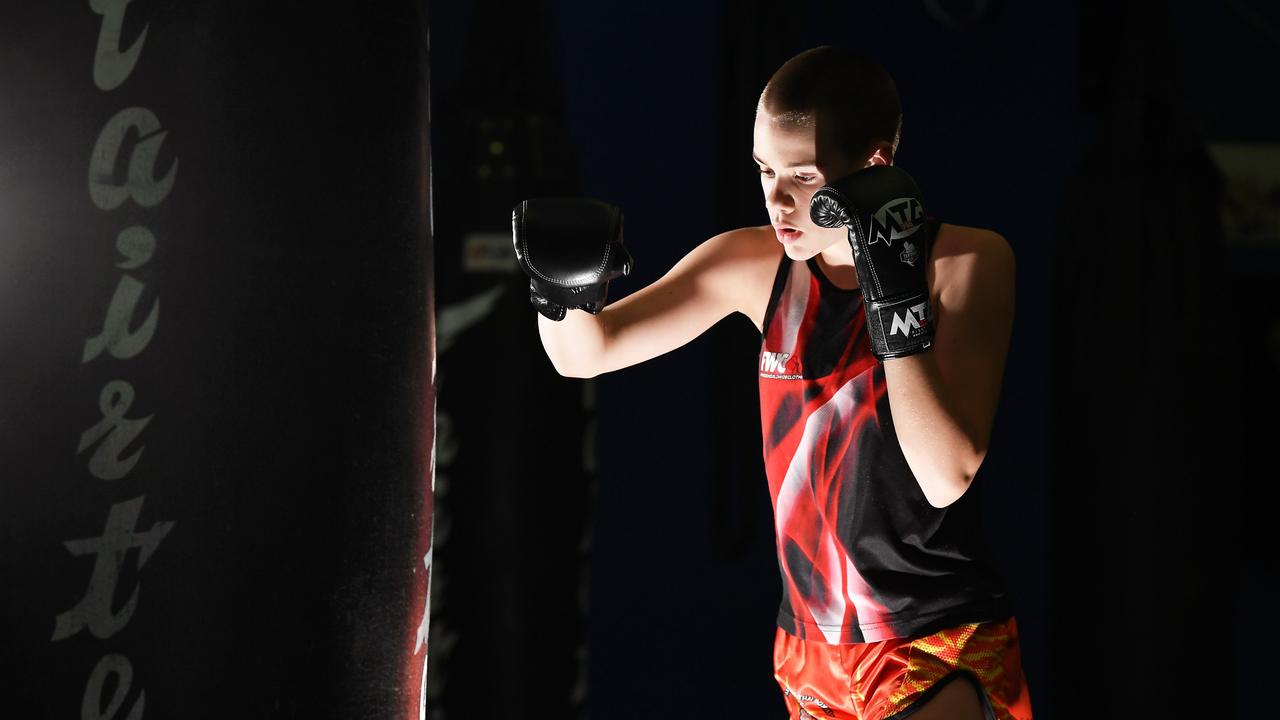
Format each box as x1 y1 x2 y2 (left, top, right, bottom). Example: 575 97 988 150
809 165 932 359
511 197 633 321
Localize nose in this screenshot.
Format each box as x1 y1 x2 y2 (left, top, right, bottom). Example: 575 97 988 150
765 179 796 218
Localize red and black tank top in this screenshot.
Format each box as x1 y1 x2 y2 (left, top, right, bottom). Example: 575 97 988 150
758 217 1010 644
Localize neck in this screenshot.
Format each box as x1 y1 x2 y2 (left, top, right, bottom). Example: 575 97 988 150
813 241 859 290
818 239 855 268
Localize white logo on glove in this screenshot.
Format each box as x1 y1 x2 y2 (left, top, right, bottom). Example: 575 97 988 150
869 197 925 246
889 302 929 337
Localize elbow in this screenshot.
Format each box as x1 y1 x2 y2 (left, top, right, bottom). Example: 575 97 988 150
921 474 972 509
920 447 986 509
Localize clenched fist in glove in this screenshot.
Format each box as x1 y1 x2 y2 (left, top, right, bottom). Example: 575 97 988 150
511 197 633 321
809 165 932 360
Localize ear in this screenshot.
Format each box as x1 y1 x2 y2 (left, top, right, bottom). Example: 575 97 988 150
863 139 895 168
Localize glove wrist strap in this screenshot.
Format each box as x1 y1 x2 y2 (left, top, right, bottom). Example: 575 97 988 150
530 282 568 321
865 292 933 359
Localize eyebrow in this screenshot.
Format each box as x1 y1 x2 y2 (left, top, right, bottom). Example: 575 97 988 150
752 152 817 168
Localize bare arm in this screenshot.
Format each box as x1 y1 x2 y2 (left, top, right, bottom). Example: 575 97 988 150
885 229 1016 507
539 227 776 378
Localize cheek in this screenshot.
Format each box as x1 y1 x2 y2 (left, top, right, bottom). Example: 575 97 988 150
795 187 824 225
810 225 848 249
828 226 850 243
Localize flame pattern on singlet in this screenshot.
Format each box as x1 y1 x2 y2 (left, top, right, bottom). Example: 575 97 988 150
758 218 1010 644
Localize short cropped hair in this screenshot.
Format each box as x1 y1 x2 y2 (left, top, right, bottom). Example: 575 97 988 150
758 46 902 166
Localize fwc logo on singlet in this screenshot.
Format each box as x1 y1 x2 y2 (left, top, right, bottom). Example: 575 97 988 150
760 350 802 380
889 301 930 338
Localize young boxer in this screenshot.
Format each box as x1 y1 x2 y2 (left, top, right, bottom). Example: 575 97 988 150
513 46 1033 719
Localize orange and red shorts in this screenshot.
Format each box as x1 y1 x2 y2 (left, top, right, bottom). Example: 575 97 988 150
772 616 1033 720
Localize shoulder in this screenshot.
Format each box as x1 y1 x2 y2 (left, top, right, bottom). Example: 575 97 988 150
930 222 1014 299
697 225 784 331
698 224 784 282
708 224 784 260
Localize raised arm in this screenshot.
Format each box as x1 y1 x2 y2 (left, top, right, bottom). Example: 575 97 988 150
884 228 1015 507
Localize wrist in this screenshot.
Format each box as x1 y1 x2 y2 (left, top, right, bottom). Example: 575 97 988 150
864 291 933 359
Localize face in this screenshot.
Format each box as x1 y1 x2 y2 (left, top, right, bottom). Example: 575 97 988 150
753 115 849 260
752 112 875 260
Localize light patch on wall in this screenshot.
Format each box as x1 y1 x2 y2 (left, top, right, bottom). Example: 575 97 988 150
1208 142 1280 247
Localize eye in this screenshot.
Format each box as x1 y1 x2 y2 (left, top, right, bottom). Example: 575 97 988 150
756 167 774 178
795 175 816 183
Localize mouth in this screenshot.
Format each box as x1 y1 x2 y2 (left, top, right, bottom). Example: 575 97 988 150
775 226 803 244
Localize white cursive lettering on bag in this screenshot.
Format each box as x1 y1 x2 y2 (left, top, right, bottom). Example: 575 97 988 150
53 5 176 718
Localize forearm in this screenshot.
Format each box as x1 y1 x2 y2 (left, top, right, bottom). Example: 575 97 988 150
882 350 986 507
538 309 608 378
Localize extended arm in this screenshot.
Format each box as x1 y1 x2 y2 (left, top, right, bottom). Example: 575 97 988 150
532 226 773 378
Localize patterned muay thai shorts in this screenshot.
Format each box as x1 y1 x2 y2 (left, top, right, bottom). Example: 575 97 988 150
773 616 1033 719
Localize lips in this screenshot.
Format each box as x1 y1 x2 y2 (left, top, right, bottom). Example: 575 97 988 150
775 226 802 244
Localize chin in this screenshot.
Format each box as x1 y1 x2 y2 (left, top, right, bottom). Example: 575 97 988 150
783 243 815 261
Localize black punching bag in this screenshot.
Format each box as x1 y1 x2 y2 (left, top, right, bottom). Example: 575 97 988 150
0 3 436 718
